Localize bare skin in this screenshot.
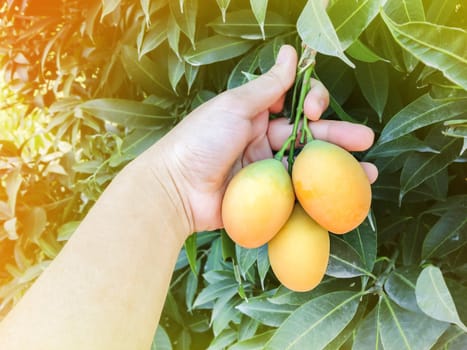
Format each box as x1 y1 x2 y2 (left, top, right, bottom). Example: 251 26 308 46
0 45 377 349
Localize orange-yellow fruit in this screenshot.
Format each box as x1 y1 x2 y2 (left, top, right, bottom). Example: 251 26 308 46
222 159 295 248
292 140 371 234
268 204 329 292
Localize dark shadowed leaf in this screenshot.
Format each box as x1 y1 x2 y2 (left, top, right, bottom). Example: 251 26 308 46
258 36 284 73
352 306 383 350
384 266 422 313
399 137 463 201
366 134 438 159
378 94 467 144
422 207 467 260
184 35 255 66
326 235 370 278
265 291 361 350
184 233 197 275
381 11 467 89
342 219 377 273
227 48 261 89
355 60 388 121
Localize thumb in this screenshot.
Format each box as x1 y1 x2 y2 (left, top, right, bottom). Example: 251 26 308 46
223 45 298 118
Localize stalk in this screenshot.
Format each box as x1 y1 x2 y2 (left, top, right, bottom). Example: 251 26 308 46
274 45 317 174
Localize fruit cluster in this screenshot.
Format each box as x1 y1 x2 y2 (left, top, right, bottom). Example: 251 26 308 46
221 140 372 292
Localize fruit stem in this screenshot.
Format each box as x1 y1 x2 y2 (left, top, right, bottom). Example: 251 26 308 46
275 44 317 172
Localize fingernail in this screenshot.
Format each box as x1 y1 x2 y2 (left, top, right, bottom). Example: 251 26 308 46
276 46 288 65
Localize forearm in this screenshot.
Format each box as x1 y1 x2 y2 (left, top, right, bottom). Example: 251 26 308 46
0 150 191 350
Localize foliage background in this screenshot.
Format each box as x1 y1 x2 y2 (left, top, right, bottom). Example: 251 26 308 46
0 0 466 348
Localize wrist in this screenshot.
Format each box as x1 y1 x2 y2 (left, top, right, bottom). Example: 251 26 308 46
125 145 195 242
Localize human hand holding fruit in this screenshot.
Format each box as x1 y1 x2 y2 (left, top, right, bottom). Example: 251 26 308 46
147 45 377 236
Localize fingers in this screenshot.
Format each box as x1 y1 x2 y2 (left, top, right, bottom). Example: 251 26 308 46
360 162 378 184
304 79 330 121
268 119 375 152
219 45 298 118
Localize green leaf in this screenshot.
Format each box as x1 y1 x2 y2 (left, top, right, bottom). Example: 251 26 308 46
326 236 370 278
109 128 168 166
384 0 425 22
381 11 467 89
140 0 150 26
101 0 120 19
352 306 383 350
265 291 361 350
379 295 449 350
238 317 259 341
167 12 181 59
138 18 167 58
184 233 198 275
422 207 467 260
229 330 275 350
193 280 238 309
432 325 467 350
221 230 236 261
400 137 463 201
176 328 191 350
346 39 388 63
216 0 231 23
167 50 184 92
416 265 467 332
342 219 377 273
208 328 237 350
383 0 426 71
328 0 384 49
235 245 257 278
227 48 261 90
212 297 241 336
355 61 389 120
256 245 270 289
378 94 467 144
250 0 268 39
184 35 255 66
297 0 354 68
169 0 197 48
57 221 80 242
426 0 459 25
80 99 174 129
258 36 284 73
366 134 438 159
185 259 200 311
208 10 293 40
400 220 424 266
236 298 296 327
184 63 199 94
151 326 172 350
384 266 422 313
120 45 173 96
5 169 22 214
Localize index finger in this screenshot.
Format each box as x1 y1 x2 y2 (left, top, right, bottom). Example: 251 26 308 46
304 79 330 121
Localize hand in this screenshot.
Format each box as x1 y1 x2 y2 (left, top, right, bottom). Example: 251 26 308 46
144 45 378 234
